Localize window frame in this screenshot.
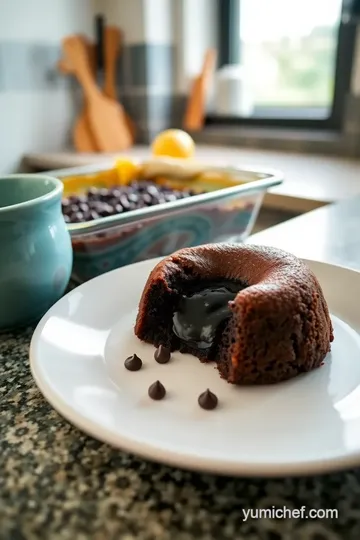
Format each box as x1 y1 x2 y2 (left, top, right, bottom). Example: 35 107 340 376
207 0 357 130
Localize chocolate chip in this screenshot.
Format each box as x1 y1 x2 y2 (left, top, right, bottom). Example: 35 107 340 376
147 185 159 197
105 197 116 207
83 209 99 221
70 203 79 213
79 202 89 213
90 210 99 220
98 188 108 198
87 187 99 197
119 195 130 209
198 389 218 410
148 380 166 400
154 345 171 364
98 203 114 217
124 354 142 371
128 193 138 203
89 200 103 211
141 193 152 205
69 212 84 223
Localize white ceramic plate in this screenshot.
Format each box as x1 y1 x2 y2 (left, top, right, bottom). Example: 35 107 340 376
30 257 360 477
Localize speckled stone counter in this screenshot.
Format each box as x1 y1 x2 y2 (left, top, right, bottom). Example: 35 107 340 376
3 197 360 540
2 326 360 540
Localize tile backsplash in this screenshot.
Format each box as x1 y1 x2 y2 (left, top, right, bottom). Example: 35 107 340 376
0 0 94 173
0 39 185 145
0 42 67 91
127 44 174 88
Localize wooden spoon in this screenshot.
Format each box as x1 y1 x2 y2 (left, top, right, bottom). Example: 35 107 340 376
183 48 217 131
104 25 136 140
62 35 133 152
58 36 98 152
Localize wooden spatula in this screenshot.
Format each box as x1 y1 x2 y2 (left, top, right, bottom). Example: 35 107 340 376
183 48 217 132
62 35 133 152
58 36 98 152
104 25 136 141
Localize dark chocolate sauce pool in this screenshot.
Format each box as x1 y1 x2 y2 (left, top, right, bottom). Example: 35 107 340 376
172 280 245 349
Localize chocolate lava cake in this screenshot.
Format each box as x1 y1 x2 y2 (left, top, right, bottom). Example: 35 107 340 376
134 244 334 385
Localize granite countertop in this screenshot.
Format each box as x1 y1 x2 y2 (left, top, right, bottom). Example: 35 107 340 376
3 197 360 540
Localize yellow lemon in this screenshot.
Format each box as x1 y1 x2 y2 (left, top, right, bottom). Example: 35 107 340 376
151 129 195 159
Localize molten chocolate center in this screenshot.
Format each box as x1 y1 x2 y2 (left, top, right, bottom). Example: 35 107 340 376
172 281 245 349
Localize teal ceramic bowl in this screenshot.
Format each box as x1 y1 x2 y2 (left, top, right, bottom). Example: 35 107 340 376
0 174 73 330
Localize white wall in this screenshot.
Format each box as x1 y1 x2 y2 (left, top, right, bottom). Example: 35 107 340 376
96 0 173 45
144 0 173 45
173 0 217 94
0 0 96 173
95 0 146 44
0 0 95 41
97 0 216 93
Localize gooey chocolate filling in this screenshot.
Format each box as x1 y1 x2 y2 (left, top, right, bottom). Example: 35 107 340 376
172 280 246 349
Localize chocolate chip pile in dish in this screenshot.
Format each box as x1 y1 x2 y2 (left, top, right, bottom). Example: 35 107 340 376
61 181 199 224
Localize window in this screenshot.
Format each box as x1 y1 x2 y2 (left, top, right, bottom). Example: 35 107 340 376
209 0 357 129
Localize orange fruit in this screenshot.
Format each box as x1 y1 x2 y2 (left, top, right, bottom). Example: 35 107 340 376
151 129 195 159
115 157 140 184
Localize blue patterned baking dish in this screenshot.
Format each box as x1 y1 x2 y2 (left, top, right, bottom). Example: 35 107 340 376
47 158 283 283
